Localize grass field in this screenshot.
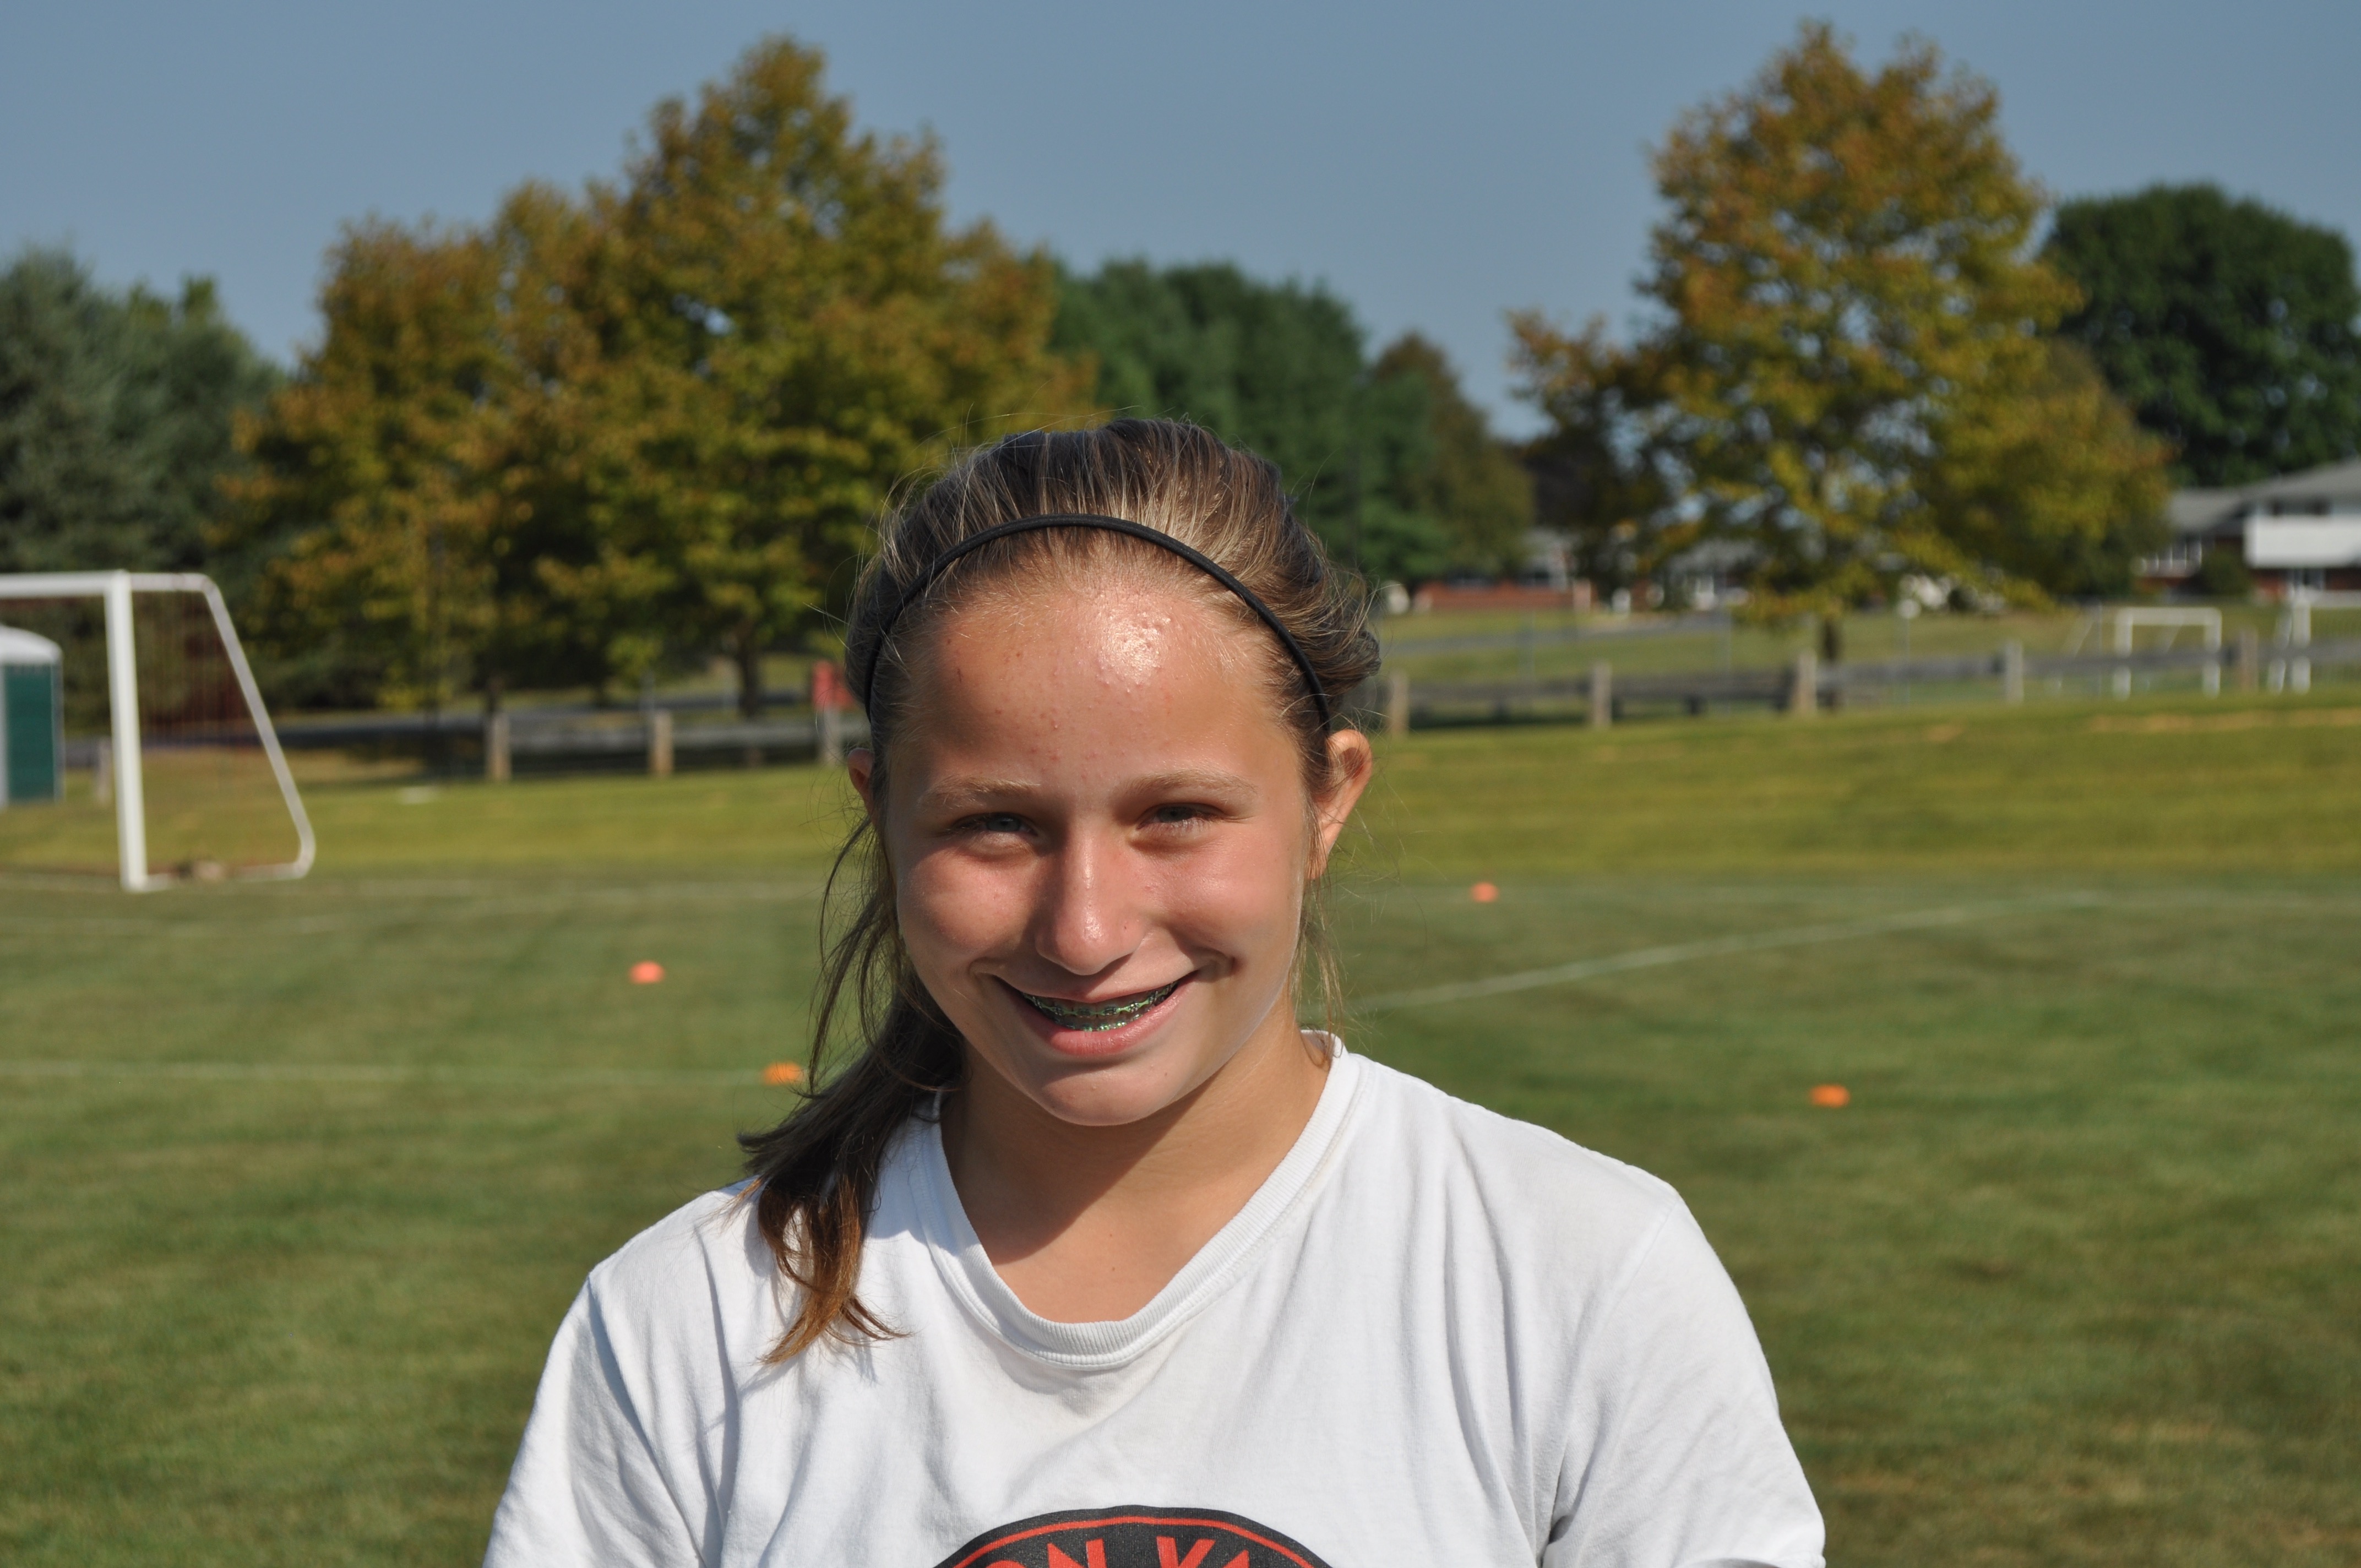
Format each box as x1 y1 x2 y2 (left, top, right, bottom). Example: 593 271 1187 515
4 692 2359 1565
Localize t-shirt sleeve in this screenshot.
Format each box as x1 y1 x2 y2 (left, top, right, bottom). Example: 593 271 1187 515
1543 1200 1826 1568
481 1281 708 1568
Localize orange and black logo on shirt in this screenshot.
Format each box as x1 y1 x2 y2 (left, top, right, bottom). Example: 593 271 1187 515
931 1507 1335 1568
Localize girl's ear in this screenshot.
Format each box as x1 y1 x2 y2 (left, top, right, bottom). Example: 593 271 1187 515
1306 729 1375 879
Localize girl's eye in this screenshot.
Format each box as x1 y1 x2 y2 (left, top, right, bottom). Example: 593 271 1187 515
1146 803 1212 829
966 813 1027 836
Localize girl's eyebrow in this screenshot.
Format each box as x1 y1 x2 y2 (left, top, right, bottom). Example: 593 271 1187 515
916 769 1259 813
916 777 1037 812
1131 769 1258 799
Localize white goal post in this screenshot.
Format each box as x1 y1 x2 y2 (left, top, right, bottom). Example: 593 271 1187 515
2275 590 2361 695
2108 607 2222 699
0 570 315 891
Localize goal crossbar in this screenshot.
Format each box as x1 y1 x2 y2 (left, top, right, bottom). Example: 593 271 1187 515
0 570 315 891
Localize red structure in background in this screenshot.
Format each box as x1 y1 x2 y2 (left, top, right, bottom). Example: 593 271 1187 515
1411 581 1593 614
809 660 852 711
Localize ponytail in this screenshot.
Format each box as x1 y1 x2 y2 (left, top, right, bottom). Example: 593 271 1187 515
736 813 959 1361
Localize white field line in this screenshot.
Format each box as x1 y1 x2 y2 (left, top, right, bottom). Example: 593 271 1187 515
0 889 2306 1084
0 1060 773 1090
0 881 827 937
0 873 828 900
1356 893 2102 1013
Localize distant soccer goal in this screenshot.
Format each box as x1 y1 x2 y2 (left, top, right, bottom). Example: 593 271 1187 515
0 571 314 891
2108 607 2222 700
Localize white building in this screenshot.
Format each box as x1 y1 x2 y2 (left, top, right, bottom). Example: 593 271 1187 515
2141 458 2361 596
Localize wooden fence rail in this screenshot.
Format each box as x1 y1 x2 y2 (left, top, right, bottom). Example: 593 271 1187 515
161 707 874 780
61 635 2360 776
1363 636 2361 732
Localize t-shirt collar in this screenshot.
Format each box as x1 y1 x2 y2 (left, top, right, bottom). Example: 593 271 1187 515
909 1035 1362 1369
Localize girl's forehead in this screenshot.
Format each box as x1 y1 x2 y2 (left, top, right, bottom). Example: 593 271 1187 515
885 580 1303 783
920 575 1257 684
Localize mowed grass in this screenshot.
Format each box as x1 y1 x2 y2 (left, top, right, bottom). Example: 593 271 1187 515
3 693 2359 1566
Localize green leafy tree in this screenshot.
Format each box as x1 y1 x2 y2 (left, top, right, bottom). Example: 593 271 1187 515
1054 260 1441 584
1511 320 1680 598
1915 340 2169 598
2046 183 2361 485
1513 24 2168 628
558 39 1088 711
224 221 546 710
1369 333 1533 577
228 201 635 710
0 248 278 576
231 36 1086 712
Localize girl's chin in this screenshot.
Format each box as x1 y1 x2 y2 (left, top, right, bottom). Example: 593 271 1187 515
1026 1077 1199 1129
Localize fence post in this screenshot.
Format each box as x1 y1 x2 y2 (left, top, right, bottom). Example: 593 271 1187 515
818 703 845 767
2236 627 2259 694
1791 649 1818 717
92 738 113 805
1588 662 1613 729
648 708 674 778
485 711 512 783
2001 640 2024 705
1385 671 1410 739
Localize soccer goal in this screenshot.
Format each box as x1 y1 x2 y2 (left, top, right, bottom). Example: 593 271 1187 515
2108 607 2222 700
0 571 314 891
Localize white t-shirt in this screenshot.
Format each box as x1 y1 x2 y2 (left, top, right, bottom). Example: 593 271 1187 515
485 1045 1824 1568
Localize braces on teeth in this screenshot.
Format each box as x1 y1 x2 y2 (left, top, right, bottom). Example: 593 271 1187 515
1021 980 1180 1031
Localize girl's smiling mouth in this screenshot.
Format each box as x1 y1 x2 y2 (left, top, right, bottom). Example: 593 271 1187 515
1012 978 1186 1032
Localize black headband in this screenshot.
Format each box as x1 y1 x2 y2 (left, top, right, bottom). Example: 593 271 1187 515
857 513 1333 728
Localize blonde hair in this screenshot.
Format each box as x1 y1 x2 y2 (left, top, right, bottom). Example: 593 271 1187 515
737 419 1379 1360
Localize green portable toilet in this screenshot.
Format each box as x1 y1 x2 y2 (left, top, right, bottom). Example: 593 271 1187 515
0 624 64 808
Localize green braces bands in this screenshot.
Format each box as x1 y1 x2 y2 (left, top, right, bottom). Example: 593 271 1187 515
1021 980 1180 1032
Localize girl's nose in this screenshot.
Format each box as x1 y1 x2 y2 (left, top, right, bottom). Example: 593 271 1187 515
1030 830 1143 977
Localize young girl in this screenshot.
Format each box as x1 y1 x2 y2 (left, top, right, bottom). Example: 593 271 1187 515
485 421 1824 1568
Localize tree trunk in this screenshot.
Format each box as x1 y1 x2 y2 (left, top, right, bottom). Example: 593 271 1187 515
734 632 764 720
1819 613 1845 666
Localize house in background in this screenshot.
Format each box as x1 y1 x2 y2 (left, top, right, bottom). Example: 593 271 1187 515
2140 458 2361 596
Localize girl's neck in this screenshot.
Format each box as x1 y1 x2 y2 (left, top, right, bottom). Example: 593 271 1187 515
939 1009 1330 1324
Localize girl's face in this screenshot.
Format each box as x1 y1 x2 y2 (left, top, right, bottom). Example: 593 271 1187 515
851 576 1370 1129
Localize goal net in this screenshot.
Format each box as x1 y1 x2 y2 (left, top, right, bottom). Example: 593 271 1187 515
0 572 313 891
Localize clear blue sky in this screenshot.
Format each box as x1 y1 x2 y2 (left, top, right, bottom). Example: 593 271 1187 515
6 1 2356 434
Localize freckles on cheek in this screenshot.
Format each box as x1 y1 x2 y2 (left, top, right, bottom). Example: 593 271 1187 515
1177 841 1304 952
900 850 1025 956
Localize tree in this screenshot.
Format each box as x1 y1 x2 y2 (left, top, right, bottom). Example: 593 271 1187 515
556 40 1089 711
1510 320 1680 598
1914 340 2169 599
2046 184 2361 486
1054 266 1532 585
1369 334 1533 578
230 36 1086 712
222 221 543 710
1512 24 2168 627
1053 259 1443 584
0 248 278 576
